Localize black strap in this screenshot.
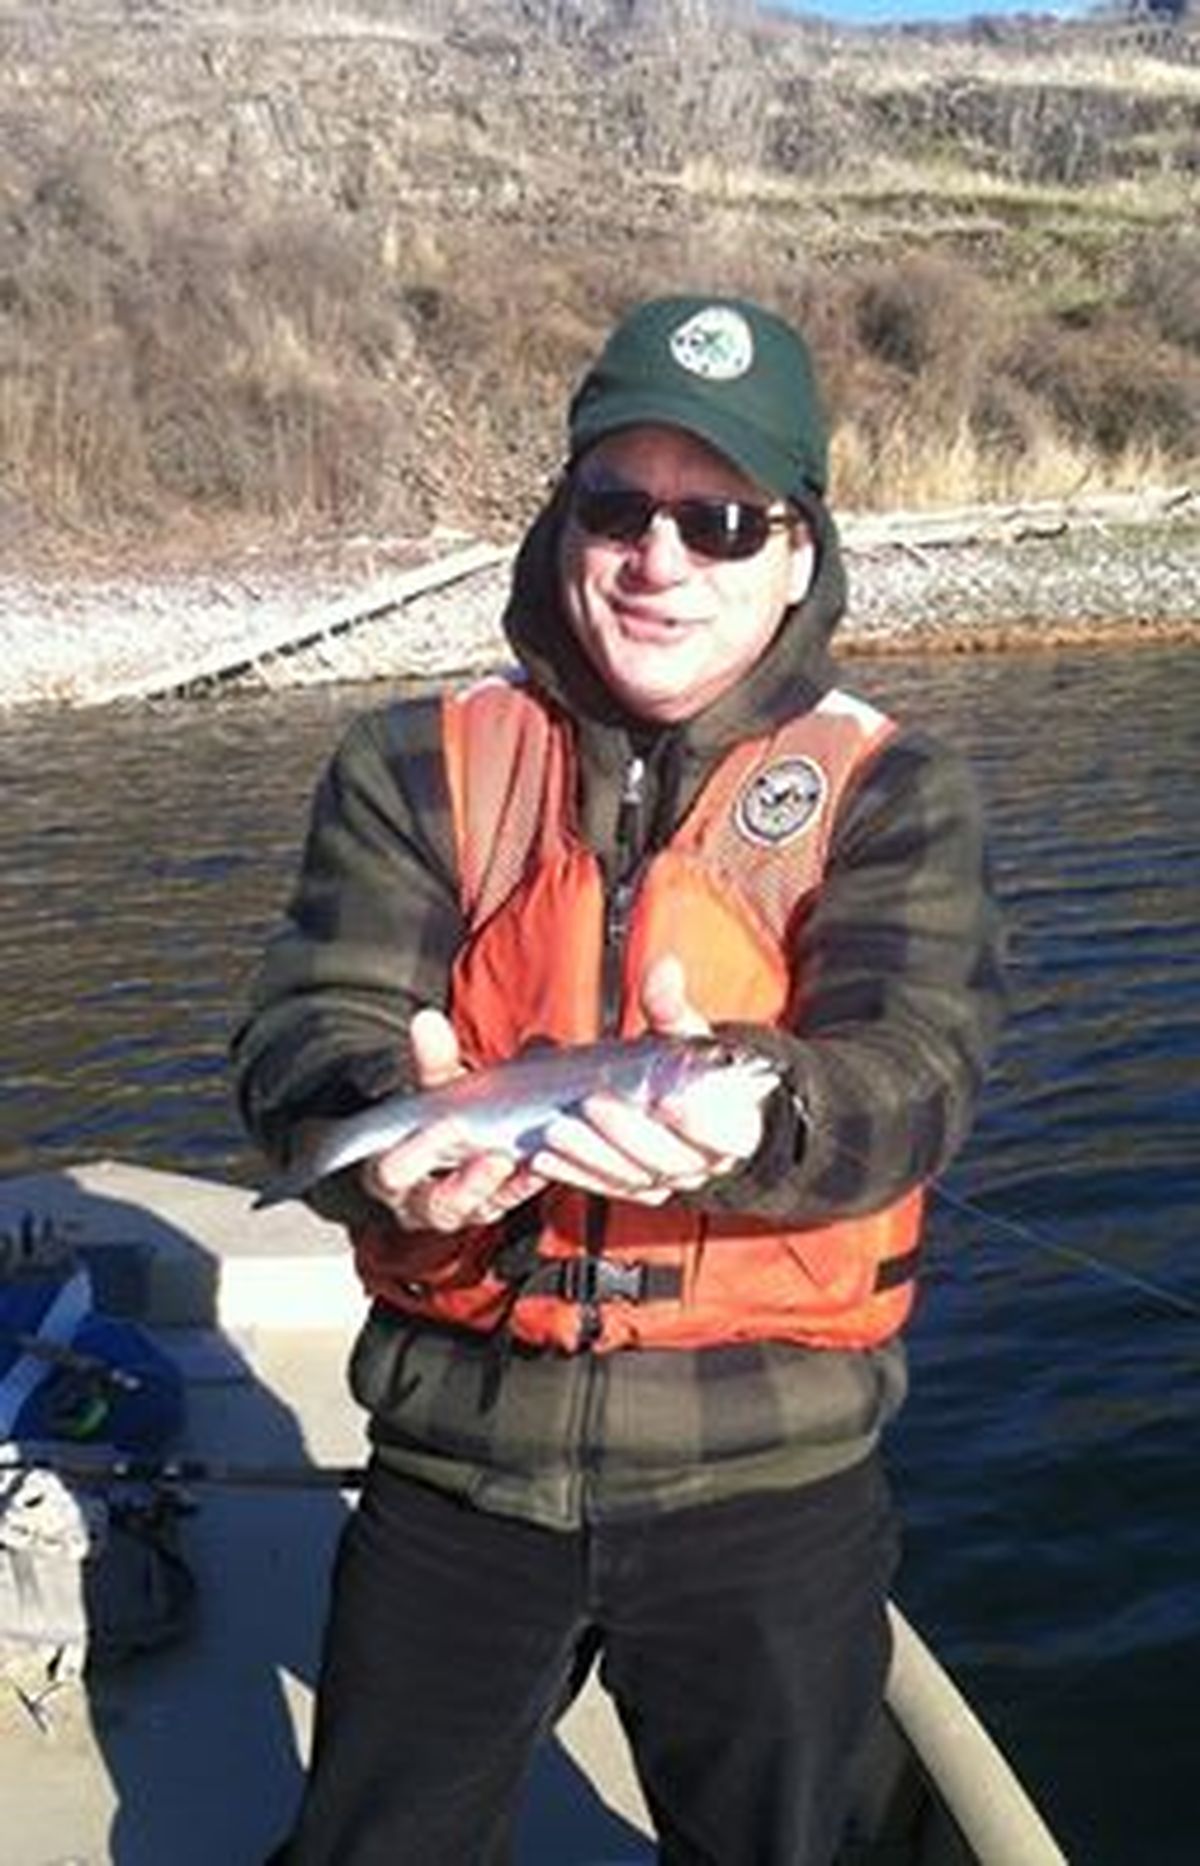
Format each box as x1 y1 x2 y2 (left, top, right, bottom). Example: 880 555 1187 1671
519 1256 683 1306
498 1233 914 1306
874 1246 921 1293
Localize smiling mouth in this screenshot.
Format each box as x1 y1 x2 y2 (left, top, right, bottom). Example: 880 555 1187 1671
615 604 699 637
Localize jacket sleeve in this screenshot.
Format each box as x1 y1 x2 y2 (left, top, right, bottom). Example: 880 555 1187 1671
230 697 464 1220
697 728 1007 1223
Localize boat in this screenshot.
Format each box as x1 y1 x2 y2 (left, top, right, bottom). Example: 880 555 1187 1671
557 1601 1067 1866
842 1607 1067 1862
0 1161 1067 1865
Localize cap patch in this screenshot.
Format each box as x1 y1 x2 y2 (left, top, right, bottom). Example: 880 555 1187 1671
669 306 755 382
734 757 827 846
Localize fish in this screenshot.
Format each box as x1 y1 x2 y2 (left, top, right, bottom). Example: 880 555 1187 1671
254 1032 781 1209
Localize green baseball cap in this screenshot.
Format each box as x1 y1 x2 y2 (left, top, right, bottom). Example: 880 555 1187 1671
568 295 829 498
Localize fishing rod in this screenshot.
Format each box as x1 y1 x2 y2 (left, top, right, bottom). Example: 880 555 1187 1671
0 1443 367 1491
0 1326 143 1393
1 1203 1191 1499
3 1106 1193 1502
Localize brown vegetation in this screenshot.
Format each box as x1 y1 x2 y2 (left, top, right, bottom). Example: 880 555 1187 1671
1 0 1198 559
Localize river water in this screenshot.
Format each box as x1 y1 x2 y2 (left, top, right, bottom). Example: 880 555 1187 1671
2 646 1197 1863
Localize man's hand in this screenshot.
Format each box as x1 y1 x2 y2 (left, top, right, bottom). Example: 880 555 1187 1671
531 955 767 1204
361 1008 545 1233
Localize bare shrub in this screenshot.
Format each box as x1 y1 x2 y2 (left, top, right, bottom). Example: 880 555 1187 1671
1009 314 1200 461
135 205 414 525
789 253 1198 507
0 166 431 534
968 376 1051 467
3 123 1197 554
1124 233 1200 355
0 145 157 521
851 256 1002 388
804 257 1038 504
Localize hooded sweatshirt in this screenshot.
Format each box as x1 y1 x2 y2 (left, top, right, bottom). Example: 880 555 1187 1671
231 492 1005 1528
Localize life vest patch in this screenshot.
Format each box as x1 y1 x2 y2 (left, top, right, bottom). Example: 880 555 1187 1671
734 756 826 846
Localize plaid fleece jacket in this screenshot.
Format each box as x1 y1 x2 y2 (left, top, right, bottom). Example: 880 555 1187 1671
232 492 1005 1529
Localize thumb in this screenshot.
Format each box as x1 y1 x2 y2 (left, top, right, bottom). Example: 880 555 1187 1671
640 953 710 1038
409 1007 465 1089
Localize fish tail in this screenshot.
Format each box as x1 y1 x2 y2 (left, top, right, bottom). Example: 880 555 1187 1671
252 1167 311 1211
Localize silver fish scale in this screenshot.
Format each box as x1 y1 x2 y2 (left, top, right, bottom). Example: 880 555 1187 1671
256 1033 779 1208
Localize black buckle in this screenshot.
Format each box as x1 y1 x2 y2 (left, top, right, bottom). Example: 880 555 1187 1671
560 1258 648 1305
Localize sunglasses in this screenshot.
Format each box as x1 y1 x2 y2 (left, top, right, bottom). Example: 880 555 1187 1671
572 483 793 562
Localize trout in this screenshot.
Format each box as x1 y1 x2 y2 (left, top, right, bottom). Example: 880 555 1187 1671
255 1032 780 1209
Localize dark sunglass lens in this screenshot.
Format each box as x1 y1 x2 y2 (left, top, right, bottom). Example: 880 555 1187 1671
574 487 777 559
574 487 654 542
677 501 771 560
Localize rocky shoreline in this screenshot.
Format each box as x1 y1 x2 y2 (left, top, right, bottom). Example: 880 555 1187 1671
1 495 1197 710
835 506 1200 657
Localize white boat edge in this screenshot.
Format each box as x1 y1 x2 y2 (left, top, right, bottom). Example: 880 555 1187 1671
556 1604 1068 1866
879 1605 1068 1864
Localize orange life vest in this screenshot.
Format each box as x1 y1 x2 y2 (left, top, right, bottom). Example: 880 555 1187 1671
352 679 924 1353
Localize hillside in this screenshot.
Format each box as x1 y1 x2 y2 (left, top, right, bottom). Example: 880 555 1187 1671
2 0 1199 556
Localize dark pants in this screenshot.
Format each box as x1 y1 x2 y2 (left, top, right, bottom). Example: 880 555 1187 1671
271 1454 898 1866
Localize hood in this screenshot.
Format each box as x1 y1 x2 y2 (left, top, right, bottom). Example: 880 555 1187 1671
500 481 849 759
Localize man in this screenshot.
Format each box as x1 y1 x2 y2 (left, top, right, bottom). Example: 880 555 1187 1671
233 294 1004 1864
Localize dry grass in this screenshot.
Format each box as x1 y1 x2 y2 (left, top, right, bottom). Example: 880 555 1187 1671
2 178 1197 543
822 27 1200 100
832 415 1173 512
2 2 1199 549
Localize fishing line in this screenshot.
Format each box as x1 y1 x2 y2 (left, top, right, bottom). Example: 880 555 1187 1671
924 1176 1200 1320
808 1101 1198 1320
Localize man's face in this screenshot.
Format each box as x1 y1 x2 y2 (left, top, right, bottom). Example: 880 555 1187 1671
559 425 813 724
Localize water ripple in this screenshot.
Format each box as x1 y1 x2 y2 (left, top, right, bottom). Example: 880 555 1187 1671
2 651 1198 1862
